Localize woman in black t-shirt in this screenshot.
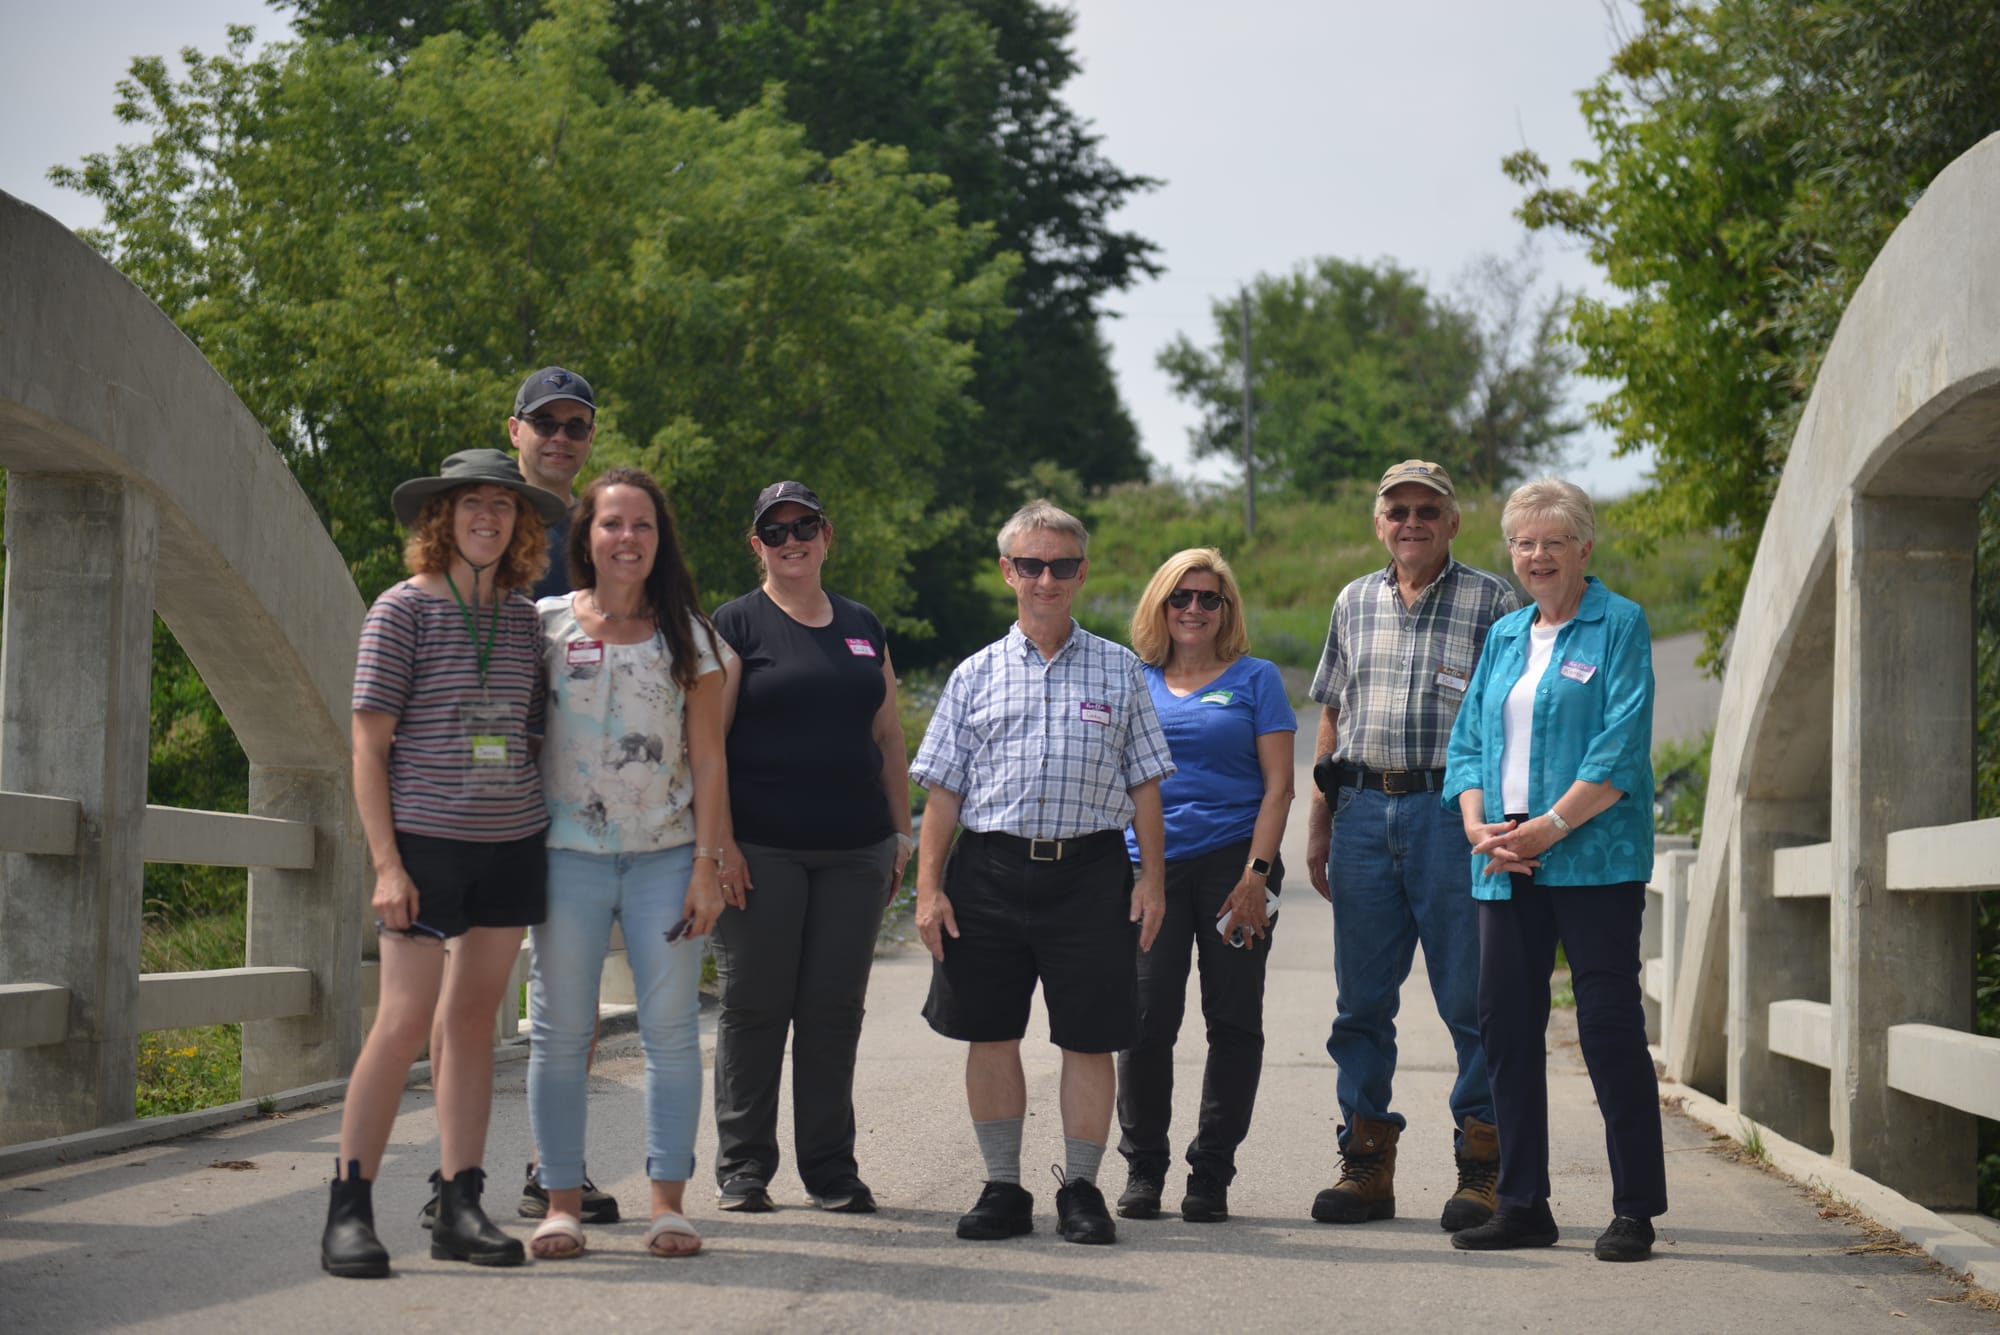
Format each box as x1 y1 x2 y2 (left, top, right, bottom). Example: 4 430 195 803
709 480 914 1214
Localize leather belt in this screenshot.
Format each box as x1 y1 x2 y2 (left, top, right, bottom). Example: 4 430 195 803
974 829 1123 862
1314 760 1447 797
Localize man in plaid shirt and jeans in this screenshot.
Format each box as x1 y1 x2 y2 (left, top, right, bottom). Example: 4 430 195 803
911 500 1175 1247
1304 460 1521 1233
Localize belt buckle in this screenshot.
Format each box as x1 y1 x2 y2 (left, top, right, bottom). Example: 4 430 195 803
1029 838 1062 862
1381 769 1412 795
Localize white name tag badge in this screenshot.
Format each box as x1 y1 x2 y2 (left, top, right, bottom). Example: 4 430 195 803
1434 666 1470 693
1079 701 1112 726
1560 659 1597 684
566 639 604 667
846 637 878 657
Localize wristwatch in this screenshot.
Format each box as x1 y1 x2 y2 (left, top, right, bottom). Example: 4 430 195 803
1245 855 1273 878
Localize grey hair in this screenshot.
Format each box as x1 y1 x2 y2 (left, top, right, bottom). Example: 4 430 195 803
996 499 1090 558
1502 477 1596 547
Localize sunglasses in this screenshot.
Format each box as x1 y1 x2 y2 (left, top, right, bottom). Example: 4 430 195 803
524 414 593 442
664 914 694 943
1166 589 1227 611
1008 555 1083 580
1381 504 1444 523
756 515 824 546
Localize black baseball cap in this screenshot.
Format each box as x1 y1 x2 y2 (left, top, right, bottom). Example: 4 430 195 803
751 480 824 526
514 366 595 418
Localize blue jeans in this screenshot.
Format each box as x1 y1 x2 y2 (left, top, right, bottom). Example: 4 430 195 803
528 845 703 1188
1325 785 1491 1141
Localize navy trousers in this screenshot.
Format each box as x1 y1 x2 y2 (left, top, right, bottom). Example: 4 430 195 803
1477 874 1667 1221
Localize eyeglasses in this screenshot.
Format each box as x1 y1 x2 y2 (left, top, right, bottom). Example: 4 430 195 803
1381 504 1445 523
1166 589 1227 611
664 915 694 943
1506 536 1578 557
524 414 593 442
1009 555 1083 580
756 515 824 546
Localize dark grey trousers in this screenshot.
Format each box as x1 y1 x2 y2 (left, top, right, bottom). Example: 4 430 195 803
710 836 896 1193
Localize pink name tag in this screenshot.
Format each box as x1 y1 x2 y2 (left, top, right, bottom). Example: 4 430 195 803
567 639 604 666
1079 701 1112 726
846 638 877 657
1559 659 1597 684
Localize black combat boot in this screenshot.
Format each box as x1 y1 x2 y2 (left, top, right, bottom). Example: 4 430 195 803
430 1167 526 1266
321 1163 390 1278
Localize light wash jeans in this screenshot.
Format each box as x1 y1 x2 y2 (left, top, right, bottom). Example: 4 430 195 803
529 844 702 1188
1324 784 1492 1143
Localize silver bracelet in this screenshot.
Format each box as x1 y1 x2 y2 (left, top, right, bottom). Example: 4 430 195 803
693 847 726 864
1545 809 1572 836
895 832 917 854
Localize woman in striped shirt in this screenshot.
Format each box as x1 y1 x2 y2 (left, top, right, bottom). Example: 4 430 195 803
321 449 567 1279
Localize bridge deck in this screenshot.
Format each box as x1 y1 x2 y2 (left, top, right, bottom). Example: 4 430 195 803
1 720 1990 1333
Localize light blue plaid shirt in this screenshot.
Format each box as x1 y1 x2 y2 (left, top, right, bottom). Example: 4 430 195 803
911 621 1175 839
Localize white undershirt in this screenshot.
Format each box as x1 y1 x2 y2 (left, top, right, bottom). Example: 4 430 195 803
1500 619 1565 814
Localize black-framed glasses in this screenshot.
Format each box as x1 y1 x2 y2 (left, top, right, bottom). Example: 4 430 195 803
756 515 824 546
1166 589 1227 611
1008 555 1083 580
664 915 694 943
1381 504 1444 523
525 414 593 442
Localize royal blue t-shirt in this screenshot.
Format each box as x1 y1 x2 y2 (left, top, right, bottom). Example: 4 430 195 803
1124 655 1297 862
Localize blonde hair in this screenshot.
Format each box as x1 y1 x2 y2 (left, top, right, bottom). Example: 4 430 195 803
1130 547 1249 666
1502 477 1596 547
403 487 550 592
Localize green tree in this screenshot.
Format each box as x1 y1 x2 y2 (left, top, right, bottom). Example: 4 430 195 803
56 0 1013 622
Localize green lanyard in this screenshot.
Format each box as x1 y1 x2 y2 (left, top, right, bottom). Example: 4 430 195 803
443 570 502 690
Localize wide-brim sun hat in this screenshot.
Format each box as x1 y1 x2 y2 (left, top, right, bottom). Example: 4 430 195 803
391 448 569 527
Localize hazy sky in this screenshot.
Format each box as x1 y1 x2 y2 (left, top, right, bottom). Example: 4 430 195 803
2 0 1649 496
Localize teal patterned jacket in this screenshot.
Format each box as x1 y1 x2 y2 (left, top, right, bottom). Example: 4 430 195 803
1443 577 1655 900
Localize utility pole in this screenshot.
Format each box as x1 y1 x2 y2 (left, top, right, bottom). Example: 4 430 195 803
1240 284 1255 539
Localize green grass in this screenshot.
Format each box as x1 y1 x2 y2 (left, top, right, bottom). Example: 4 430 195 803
137 887 245 1116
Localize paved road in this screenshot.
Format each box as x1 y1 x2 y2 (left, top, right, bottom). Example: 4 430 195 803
2 715 1990 1333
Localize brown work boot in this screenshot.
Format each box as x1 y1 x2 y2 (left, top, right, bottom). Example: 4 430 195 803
1310 1119 1398 1223
1440 1115 1499 1231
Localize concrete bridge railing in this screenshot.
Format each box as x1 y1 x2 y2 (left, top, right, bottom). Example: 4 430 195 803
1640 131 2000 1209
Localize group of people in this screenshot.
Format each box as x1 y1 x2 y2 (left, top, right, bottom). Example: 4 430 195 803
317 365 1666 1276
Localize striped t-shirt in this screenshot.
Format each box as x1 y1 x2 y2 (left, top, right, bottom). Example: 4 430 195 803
352 580 550 841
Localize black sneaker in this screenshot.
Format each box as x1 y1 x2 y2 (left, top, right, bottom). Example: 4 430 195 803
955 1180 1034 1240
1052 1169 1116 1245
1116 1170 1163 1220
1180 1170 1229 1223
718 1172 776 1213
811 1176 878 1214
1594 1215 1655 1262
1450 1207 1560 1251
517 1163 621 1224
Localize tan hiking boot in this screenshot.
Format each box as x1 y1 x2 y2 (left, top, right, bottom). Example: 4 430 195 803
1310 1118 1399 1223
1440 1115 1499 1231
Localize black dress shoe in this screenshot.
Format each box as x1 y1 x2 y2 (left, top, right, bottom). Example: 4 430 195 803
1116 1170 1163 1220
1451 1207 1560 1251
1594 1215 1655 1261
956 1180 1034 1239
1180 1170 1229 1223
1053 1172 1116 1245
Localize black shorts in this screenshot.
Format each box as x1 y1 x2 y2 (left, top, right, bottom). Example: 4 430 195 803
921 829 1138 1053
391 830 548 938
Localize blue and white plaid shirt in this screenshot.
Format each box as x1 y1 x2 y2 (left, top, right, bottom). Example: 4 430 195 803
1309 558 1521 771
911 621 1176 839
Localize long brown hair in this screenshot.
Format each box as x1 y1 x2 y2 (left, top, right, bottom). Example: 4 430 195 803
568 468 717 691
403 487 549 592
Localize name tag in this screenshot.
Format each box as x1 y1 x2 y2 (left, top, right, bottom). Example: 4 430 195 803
1199 689 1234 705
1079 701 1112 726
1560 659 1597 684
566 639 604 667
1434 666 1469 693
846 638 877 657
471 734 508 764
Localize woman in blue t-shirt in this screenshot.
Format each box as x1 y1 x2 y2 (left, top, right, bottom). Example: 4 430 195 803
1114 547 1296 1225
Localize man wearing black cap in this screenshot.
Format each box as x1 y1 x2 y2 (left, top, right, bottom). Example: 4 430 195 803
507 366 597 600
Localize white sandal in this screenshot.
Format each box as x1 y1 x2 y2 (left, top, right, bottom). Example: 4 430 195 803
530 1214 586 1259
644 1211 702 1258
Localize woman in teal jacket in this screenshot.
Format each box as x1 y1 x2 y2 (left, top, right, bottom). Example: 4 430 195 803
1441 478 1664 1263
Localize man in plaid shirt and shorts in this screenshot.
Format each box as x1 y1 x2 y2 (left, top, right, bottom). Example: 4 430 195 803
1304 460 1521 1234
911 500 1175 1248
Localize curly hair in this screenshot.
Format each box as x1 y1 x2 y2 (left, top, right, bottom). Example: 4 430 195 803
569 468 718 692
1129 547 1249 666
402 486 550 592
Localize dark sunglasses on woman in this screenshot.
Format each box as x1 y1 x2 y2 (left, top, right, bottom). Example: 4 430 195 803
1167 589 1227 611
1008 555 1083 579
756 515 824 546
